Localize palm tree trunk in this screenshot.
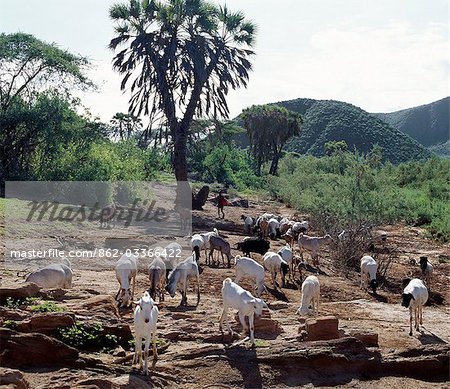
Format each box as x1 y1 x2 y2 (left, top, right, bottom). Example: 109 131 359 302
172 127 188 182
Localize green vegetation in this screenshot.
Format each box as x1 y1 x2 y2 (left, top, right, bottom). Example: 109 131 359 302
57 321 118 350
428 140 450 159
241 104 302 175
276 98 431 163
2 320 19 329
29 301 65 313
269 147 450 242
188 119 263 191
4 297 40 309
374 97 449 148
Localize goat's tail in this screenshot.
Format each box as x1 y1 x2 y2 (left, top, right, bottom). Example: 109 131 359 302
223 277 232 286
213 227 219 235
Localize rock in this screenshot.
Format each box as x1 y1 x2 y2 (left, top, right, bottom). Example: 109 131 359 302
13 312 75 335
75 375 152 388
0 368 29 389
162 331 181 341
0 283 42 303
268 301 289 310
230 198 249 208
235 310 282 336
113 346 127 357
0 307 29 322
192 186 210 210
305 315 339 341
72 295 120 318
347 331 379 347
0 328 79 368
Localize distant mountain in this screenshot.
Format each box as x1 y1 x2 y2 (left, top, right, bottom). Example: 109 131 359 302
272 98 431 164
373 97 449 147
428 140 450 159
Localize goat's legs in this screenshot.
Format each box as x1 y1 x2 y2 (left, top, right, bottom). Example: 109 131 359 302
152 331 158 368
409 306 413 336
248 313 255 346
143 337 150 375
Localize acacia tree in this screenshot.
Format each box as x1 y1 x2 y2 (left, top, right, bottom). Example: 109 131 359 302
110 112 142 141
109 0 256 181
0 33 92 111
0 33 93 196
242 105 302 175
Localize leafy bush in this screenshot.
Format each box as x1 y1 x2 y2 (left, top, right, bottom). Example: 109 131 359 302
270 152 450 242
2 320 19 329
4 297 39 309
57 321 118 350
29 301 64 313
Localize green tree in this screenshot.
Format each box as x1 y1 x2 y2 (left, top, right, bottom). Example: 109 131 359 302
241 104 302 175
0 33 93 195
110 112 142 141
109 0 256 181
0 33 93 111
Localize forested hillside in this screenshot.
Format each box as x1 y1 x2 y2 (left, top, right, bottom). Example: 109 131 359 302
373 97 449 147
275 98 431 163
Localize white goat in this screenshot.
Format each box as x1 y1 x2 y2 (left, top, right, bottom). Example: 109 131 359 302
115 253 137 307
199 228 219 256
278 243 295 280
132 291 159 375
25 263 73 289
297 275 320 315
234 255 266 297
401 278 428 336
298 233 333 266
219 278 268 345
268 218 280 239
360 255 378 294
148 257 166 302
166 255 200 306
263 251 290 288
292 221 309 234
241 215 254 234
162 242 183 275
190 234 205 262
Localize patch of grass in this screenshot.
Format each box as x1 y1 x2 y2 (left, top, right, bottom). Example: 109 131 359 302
29 301 64 313
4 297 40 309
2 319 19 329
253 339 269 348
57 321 118 350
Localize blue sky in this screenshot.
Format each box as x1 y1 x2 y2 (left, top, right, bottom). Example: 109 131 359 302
1 0 448 122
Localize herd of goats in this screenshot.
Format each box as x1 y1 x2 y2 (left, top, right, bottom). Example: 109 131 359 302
22 212 435 375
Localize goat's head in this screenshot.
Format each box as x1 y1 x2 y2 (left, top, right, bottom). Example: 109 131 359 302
370 279 378 294
165 269 180 297
251 298 268 317
401 292 414 308
135 291 155 323
419 256 428 273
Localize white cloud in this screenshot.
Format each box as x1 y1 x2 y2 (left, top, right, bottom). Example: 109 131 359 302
226 20 449 116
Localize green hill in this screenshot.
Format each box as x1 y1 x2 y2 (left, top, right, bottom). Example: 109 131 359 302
273 98 431 163
428 140 450 159
373 97 449 147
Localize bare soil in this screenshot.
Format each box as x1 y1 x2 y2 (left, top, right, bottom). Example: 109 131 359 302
1 198 449 388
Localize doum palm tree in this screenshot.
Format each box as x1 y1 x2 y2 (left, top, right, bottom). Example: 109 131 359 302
109 0 256 181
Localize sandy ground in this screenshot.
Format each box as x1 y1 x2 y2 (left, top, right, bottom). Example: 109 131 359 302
1 197 449 388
